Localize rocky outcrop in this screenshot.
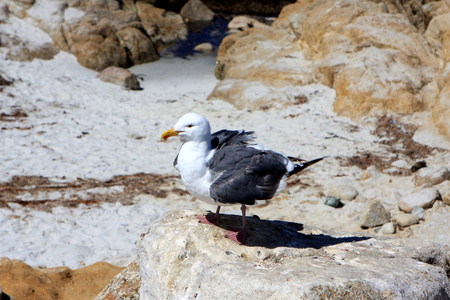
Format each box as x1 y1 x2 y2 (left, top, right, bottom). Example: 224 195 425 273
0 258 123 300
3 0 187 71
210 0 450 142
138 210 450 300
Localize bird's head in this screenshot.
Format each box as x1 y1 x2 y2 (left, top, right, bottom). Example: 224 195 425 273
161 113 211 142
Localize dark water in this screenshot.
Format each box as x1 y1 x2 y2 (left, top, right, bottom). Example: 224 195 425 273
160 17 230 58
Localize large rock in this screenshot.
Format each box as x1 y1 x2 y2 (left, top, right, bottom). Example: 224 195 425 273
5 0 187 71
210 0 450 142
138 210 450 299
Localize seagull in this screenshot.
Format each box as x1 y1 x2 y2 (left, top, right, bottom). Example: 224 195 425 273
161 112 324 244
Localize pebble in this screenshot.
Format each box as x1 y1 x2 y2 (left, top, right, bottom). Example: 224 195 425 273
393 213 420 227
391 160 409 169
360 200 391 229
379 222 396 234
324 196 341 208
398 187 441 213
411 206 425 220
194 43 213 54
411 161 427 172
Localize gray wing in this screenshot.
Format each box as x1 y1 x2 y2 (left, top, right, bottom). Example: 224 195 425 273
208 145 288 205
211 129 255 149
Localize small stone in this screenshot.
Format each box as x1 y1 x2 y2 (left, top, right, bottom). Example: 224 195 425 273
413 166 450 187
180 0 214 23
393 213 420 227
391 160 409 169
443 194 450 206
194 42 213 53
411 161 427 172
380 222 396 234
360 200 391 229
398 187 441 213
228 16 268 31
97 66 141 90
324 196 341 208
411 206 425 220
325 181 359 201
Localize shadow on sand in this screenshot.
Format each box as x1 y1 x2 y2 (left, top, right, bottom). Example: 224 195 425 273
200 211 370 249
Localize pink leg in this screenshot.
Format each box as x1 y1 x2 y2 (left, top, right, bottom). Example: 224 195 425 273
196 206 221 225
226 204 247 244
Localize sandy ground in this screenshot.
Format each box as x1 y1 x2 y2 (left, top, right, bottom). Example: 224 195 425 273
0 14 449 269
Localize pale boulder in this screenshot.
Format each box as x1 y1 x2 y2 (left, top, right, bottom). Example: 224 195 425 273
392 213 420 227
398 187 442 213
138 210 450 299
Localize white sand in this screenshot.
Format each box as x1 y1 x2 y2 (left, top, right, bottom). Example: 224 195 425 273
1 12 449 269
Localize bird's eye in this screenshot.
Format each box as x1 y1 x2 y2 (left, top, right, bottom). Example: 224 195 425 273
187 124 194 128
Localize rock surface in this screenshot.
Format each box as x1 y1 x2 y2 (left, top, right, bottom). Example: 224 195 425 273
94 260 140 300
0 258 123 300
138 210 450 300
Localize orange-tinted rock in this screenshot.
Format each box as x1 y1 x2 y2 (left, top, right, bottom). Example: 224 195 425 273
0 257 123 300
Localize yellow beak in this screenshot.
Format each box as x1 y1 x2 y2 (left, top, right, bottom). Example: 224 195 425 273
161 128 181 140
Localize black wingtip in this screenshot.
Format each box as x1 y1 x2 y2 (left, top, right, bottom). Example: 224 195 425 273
288 156 327 177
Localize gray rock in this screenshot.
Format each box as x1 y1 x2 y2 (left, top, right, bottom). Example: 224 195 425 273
393 213 420 227
138 210 450 300
411 206 426 220
398 187 442 213
413 166 450 187
360 200 391 229
324 195 341 207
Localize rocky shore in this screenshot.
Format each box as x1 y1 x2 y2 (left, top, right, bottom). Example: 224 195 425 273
0 0 449 299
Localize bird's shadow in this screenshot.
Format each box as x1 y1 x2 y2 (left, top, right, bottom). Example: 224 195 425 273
201 212 370 249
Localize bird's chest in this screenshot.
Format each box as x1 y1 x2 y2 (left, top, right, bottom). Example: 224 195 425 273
176 142 215 203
